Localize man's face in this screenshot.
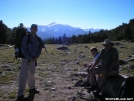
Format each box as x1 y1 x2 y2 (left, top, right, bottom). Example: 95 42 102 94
91 50 97 57
30 26 38 34
103 44 110 50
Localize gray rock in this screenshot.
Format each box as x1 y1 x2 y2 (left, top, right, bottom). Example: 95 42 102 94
1 64 11 67
47 81 52 84
57 46 69 50
114 42 125 47
85 45 89 48
80 51 84 53
0 44 5 47
78 54 85 59
119 68 123 71
77 90 83 96
120 46 125 48
2 72 5 76
122 40 126 42
75 61 79 64
68 96 76 101
67 85 72 89
44 81 52 85
7 45 13 48
77 89 90 98
60 62 65 65
125 65 130 68
67 52 71 54
51 95 55 97
74 72 87 78
130 65 134 69
119 60 127 65
100 75 126 97
132 55 134 57
71 77 74 81
66 68 71 71
125 65 134 69
81 54 85 58
51 87 56 91
125 57 134 62
7 68 13 71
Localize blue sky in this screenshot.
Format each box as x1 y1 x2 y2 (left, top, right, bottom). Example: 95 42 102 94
0 0 134 29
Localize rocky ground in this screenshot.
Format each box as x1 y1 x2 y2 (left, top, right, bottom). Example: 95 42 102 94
0 42 134 101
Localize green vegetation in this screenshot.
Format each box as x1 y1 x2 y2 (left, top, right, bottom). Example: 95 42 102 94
0 18 134 101
1 18 134 44
0 41 134 101
8 91 16 99
44 19 134 44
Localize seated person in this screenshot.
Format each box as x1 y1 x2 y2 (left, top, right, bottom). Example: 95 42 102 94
81 47 101 89
90 39 119 95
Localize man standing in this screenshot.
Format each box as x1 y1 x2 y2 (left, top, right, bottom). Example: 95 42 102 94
17 24 42 101
90 39 119 95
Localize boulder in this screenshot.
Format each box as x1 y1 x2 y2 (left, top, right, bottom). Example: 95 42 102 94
51 87 56 91
57 46 69 50
85 45 89 48
114 42 125 46
1 64 11 67
120 46 125 48
67 85 72 89
125 57 134 62
7 68 13 71
119 60 127 65
0 44 5 47
75 61 79 64
98 75 127 97
74 72 87 78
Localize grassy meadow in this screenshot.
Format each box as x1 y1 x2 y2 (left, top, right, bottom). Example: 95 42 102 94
0 41 134 101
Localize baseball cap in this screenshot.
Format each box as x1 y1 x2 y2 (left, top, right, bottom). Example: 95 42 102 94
31 24 38 28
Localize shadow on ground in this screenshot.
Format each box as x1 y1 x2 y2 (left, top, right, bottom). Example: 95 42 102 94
74 80 107 101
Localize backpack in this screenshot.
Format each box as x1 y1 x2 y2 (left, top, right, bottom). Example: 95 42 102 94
14 27 29 58
119 76 134 98
14 27 48 61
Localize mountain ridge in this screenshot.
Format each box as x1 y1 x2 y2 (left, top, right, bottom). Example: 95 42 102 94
26 22 101 39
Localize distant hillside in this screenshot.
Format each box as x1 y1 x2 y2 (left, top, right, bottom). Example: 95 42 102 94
27 22 101 39
2 19 134 44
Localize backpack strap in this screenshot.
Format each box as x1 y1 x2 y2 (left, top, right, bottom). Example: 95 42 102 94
27 34 31 45
26 34 32 52
37 37 48 54
37 36 42 49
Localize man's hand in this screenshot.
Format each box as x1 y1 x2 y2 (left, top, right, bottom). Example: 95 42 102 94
33 57 37 60
29 58 34 63
88 67 93 71
83 64 92 67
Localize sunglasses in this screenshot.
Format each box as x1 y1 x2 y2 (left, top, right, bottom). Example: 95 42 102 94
103 44 109 46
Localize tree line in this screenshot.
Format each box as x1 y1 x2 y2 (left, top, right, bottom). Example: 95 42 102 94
0 18 134 44
42 18 134 44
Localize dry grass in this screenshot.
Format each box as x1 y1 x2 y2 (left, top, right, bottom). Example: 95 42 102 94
0 41 134 101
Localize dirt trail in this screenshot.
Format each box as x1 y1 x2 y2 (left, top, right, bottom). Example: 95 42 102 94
30 60 93 101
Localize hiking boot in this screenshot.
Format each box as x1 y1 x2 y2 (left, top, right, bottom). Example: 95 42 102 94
29 88 39 94
16 95 28 101
88 85 96 91
93 88 101 96
80 81 90 87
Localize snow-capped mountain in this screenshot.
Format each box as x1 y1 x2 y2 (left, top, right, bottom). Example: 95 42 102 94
27 22 101 39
